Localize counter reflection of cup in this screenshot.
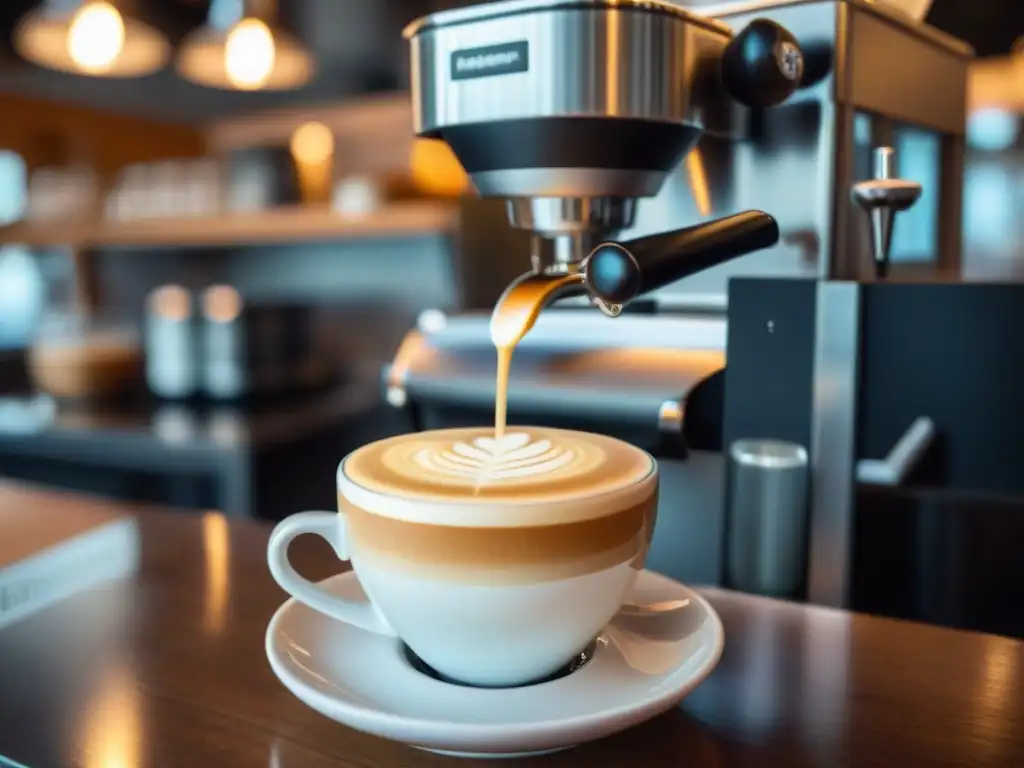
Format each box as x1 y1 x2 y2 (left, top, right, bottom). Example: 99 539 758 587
267 426 658 688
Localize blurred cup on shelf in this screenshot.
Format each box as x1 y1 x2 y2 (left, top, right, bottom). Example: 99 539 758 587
185 159 222 217
332 176 381 216
145 285 198 400
28 310 143 401
26 165 98 223
225 146 300 213
117 164 152 221
151 161 179 218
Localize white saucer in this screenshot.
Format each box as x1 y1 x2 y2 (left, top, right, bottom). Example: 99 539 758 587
266 569 724 758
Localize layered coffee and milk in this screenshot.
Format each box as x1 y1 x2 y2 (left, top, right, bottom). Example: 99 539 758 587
340 427 657 586
273 269 661 687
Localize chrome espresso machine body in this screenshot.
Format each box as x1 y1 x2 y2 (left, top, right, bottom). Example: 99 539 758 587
388 1 1024 638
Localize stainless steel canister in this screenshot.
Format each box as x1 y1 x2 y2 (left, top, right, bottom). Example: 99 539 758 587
725 439 810 598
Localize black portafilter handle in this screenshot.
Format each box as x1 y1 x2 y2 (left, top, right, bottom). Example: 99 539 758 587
583 211 780 306
721 18 805 108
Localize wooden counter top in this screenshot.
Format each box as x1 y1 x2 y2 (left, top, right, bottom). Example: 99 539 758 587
0 481 1022 767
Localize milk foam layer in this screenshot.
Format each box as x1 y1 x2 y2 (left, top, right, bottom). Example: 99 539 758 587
339 427 656 527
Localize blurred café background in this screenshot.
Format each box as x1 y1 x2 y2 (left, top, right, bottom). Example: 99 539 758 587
0 0 1020 523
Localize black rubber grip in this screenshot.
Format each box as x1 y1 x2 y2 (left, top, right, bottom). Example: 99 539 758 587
585 211 780 305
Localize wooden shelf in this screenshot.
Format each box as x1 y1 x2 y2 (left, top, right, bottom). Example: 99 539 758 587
0 202 460 250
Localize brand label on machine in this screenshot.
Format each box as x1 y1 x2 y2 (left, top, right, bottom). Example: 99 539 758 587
450 41 529 81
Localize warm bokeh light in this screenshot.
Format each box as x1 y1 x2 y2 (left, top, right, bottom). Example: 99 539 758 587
202 512 230 637
83 663 142 768
224 18 276 90
291 122 335 204
410 139 469 197
67 1 125 73
291 122 334 166
202 285 243 323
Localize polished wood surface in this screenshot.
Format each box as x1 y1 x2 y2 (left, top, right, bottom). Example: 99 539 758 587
1 481 1022 768
0 201 459 249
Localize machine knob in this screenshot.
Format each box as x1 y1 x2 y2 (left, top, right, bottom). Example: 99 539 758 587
851 147 922 280
583 211 780 306
722 18 805 108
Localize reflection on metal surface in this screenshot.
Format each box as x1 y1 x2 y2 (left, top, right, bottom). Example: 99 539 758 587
151 406 197 445
856 416 935 485
727 438 810 597
658 400 685 435
82 662 142 768
420 311 728 351
417 309 448 335
202 513 230 637
208 410 246 447
807 282 861 608
406 0 729 136
685 150 713 218
386 312 726 438
384 330 427 408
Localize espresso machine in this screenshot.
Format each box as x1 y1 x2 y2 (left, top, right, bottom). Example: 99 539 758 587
388 0 1024 638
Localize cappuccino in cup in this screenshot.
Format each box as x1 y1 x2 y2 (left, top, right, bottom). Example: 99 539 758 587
268 425 657 688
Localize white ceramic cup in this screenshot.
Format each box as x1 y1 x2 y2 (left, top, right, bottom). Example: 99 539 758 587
267 430 658 688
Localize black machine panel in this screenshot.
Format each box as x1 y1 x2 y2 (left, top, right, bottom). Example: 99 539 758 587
859 282 1024 496
854 484 1024 639
724 277 1024 638
722 278 818 455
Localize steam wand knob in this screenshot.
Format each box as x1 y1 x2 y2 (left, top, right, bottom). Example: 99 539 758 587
722 18 805 108
851 147 922 280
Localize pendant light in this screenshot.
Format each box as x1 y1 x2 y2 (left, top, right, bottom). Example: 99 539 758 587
176 0 314 91
15 0 170 77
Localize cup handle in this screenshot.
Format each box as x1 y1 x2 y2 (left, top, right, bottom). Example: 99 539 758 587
267 511 395 636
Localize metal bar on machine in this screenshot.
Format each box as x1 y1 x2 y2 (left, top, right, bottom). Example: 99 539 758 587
807 281 861 608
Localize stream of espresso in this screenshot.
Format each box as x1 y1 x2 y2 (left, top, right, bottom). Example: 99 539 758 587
494 346 513 439
490 272 583 440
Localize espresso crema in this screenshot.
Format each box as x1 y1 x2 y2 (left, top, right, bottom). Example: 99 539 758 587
338 427 658 584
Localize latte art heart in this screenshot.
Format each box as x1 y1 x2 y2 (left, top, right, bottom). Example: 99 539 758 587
414 433 576 486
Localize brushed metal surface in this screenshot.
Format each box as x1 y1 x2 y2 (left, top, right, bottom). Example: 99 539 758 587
807 281 861 608
619 0 968 302
404 0 730 36
407 2 730 135
383 310 726 430
726 438 810 597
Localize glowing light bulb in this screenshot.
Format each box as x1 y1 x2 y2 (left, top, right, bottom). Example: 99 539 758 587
224 18 275 90
67 1 125 73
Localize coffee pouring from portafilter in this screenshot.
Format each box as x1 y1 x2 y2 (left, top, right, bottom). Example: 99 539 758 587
404 0 808 436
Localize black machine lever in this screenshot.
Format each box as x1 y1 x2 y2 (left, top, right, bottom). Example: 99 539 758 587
582 211 780 307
